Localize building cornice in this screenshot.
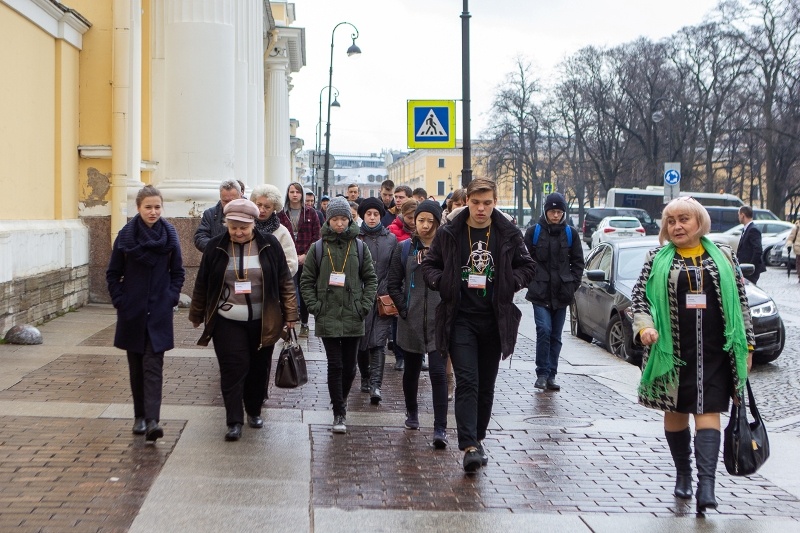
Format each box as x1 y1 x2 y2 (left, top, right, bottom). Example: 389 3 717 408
2 0 91 50
276 25 305 73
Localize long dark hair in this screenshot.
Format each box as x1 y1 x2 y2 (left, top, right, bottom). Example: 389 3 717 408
283 182 305 211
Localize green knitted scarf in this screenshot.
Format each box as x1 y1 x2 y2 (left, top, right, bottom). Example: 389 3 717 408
639 236 749 400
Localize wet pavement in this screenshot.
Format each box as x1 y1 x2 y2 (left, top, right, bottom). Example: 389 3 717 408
0 296 799 532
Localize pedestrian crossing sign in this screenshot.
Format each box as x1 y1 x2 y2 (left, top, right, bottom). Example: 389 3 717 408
407 100 456 149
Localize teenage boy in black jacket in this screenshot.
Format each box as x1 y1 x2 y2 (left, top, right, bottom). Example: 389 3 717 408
422 178 535 473
524 192 584 392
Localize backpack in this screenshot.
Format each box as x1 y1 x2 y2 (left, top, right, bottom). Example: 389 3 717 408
313 238 364 272
531 223 574 247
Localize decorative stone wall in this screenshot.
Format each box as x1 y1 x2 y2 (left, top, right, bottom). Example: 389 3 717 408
0 266 89 337
83 216 203 304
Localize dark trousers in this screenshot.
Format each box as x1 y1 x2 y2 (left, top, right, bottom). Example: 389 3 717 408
321 337 360 417
212 316 275 426
745 272 760 284
448 314 502 450
403 349 448 430
126 335 164 422
294 267 309 324
533 305 567 379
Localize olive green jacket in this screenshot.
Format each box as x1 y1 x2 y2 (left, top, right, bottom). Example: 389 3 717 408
300 220 378 337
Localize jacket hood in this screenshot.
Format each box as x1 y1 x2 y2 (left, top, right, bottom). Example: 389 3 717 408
322 219 360 242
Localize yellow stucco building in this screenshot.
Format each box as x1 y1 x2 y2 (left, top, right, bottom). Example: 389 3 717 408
0 0 305 334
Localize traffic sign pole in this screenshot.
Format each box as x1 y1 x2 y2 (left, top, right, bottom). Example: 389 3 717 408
663 162 681 204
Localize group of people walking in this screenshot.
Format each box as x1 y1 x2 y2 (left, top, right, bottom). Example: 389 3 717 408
107 178 757 512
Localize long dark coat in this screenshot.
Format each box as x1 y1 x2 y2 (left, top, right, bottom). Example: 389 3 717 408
358 225 396 351
106 216 185 354
421 208 536 358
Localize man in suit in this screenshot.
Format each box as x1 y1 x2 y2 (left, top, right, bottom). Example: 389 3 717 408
737 206 767 284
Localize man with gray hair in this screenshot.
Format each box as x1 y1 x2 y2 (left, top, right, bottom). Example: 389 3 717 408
193 179 243 252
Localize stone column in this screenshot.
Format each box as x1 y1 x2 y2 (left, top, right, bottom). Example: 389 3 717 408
264 52 291 194
158 0 236 215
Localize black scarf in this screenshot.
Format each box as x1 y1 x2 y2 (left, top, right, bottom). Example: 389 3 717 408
118 215 173 266
360 221 384 235
255 212 281 235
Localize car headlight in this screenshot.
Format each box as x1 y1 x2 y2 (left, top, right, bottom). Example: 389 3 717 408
751 301 777 318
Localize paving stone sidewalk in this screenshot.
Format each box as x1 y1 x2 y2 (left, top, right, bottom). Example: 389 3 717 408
0 304 799 532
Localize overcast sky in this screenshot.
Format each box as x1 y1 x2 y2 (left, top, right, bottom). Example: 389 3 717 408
288 0 722 155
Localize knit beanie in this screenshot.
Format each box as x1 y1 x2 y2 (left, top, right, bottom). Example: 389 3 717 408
357 197 386 219
543 192 567 213
415 199 443 224
326 196 353 221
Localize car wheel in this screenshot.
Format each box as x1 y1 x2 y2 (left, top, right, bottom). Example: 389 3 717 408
605 314 637 365
764 246 779 267
569 302 592 342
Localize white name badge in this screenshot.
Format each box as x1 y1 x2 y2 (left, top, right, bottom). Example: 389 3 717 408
686 293 707 309
329 273 346 287
234 281 252 294
468 274 487 289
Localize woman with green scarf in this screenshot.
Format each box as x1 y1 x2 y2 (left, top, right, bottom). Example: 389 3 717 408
631 197 754 514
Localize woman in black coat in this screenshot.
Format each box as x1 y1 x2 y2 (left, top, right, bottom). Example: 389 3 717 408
106 185 185 442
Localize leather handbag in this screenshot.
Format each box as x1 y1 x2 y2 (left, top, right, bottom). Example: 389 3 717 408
274 327 308 388
723 379 770 476
377 294 399 317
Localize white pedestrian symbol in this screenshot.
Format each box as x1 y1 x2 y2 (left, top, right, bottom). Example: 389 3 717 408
417 109 446 137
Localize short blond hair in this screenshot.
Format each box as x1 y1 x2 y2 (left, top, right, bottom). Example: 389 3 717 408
658 196 711 245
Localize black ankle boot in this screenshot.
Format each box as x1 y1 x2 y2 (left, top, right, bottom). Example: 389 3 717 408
369 349 386 395
665 428 693 499
694 428 721 514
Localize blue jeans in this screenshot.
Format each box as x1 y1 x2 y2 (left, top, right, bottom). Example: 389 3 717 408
533 305 567 379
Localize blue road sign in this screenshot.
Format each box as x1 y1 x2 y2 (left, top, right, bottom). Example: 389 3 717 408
664 169 681 185
407 100 456 148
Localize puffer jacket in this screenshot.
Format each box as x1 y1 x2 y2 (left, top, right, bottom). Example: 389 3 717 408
524 214 584 310
300 220 378 338
388 216 412 241
188 231 298 347
421 208 536 358
358 225 397 350
388 236 440 354
787 223 800 255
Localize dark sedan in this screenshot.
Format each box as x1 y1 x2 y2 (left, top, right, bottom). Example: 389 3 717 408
570 238 785 366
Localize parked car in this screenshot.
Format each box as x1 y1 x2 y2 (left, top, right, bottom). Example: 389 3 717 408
570 238 785 366
707 220 794 255
590 216 646 248
582 207 659 246
771 231 797 267
704 206 780 233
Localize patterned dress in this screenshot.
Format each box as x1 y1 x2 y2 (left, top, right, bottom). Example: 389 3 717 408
631 244 754 413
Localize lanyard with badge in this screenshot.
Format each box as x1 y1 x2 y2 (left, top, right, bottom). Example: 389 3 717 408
231 240 253 294
684 257 706 309
467 223 491 296
327 240 352 287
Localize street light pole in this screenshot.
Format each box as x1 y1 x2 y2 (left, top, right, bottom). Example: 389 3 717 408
461 0 472 187
316 86 339 198
323 22 361 196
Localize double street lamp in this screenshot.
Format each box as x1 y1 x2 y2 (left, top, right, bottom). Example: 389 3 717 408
315 86 339 196
322 22 361 196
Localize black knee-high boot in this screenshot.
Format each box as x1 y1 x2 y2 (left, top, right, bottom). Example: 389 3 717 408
694 428 720 513
665 428 693 499
357 350 370 392
369 348 385 404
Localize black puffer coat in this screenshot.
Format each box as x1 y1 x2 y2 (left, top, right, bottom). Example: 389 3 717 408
523 214 584 310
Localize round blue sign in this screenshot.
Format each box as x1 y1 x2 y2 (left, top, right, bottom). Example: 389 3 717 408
664 169 681 185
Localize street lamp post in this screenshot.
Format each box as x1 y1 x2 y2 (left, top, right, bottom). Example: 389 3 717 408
322 22 361 196
315 86 339 197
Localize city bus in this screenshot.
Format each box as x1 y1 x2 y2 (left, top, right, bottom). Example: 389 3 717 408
605 187 744 221
497 205 533 226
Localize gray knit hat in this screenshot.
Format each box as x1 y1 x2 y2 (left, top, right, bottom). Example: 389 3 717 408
326 196 353 221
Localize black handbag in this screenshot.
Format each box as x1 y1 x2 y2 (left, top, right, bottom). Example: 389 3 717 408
274 328 308 388
723 379 770 476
